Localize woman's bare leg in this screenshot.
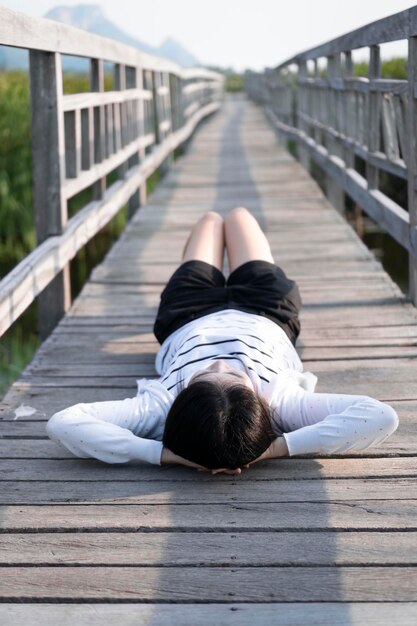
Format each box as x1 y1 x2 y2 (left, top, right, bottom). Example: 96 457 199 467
224 207 274 272
181 211 225 271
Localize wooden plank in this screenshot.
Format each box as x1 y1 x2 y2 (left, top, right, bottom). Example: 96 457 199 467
1 566 417 601
0 478 416 504
381 94 400 161
299 345 417 359
2 531 417 565
151 180 325 197
0 441 70 458
2 501 416 531
0 604 416 626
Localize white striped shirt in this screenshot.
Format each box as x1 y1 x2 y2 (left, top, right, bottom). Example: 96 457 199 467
46 308 399 465
155 309 304 395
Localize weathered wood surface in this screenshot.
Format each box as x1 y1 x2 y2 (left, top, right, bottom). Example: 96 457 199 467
1 605 417 626
1 93 417 620
4 531 417 565
1 478 416 504
1 501 416 530
2 566 417 602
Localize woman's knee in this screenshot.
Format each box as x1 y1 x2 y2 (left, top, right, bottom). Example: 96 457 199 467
226 206 251 222
201 211 224 224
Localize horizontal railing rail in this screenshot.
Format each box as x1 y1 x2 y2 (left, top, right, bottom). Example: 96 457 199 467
244 6 417 304
0 7 225 339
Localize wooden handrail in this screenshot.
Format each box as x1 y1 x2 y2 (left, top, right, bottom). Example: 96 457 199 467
0 7 225 339
244 6 417 304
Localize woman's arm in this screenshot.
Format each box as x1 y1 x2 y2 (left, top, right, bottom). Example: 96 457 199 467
46 380 173 465
249 435 289 465
268 379 399 456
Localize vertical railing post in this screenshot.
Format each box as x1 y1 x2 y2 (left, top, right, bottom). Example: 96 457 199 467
179 75 186 129
264 68 273 109
29 50 71 340
296 60 311 172
161 71 174 174
125 66 137 219
344 51 355 169
312 59 321 146
169 73 179 133
366 45 381 190
178 75 192 153
151 70 162 145
134 66 147 213
407 36 417 304
91 58 106 200
151 70 172 176
325 53 345 213
114 63 128 181
142 70 153 152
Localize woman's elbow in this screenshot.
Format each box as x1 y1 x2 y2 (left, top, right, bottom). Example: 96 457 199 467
371 399 399 439
45 407 80 443
46 411 67 442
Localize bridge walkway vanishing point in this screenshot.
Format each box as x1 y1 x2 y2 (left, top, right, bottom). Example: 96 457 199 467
1 93 417 624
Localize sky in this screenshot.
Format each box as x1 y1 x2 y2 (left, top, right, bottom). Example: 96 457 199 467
1 0 415 71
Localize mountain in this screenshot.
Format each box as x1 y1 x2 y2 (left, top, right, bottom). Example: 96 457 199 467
0 4 202 71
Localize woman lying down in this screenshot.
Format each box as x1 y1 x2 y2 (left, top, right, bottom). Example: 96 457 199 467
46 208 399 475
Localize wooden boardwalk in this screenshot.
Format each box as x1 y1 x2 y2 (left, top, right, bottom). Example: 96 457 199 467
1 92 417 623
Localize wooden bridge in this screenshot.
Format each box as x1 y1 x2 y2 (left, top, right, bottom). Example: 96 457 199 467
1 5 417 624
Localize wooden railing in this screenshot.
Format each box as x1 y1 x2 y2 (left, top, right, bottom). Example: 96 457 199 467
245 6 417 304
0 7 225 339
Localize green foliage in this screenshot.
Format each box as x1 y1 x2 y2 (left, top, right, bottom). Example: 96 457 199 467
226 74 244 92
354 57 406 78
0 71 35 275
63 72 89 94
147 168 161 195
354 61 368 77
381 58 407 79
62 72 113 94
287 139 298 159
205 65 244 92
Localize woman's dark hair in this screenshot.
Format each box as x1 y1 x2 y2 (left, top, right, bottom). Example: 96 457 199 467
162 380 277 469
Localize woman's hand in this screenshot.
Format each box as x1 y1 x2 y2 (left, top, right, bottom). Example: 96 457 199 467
199 467 243 476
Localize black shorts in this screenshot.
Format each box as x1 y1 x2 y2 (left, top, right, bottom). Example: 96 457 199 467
153 260 302 346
